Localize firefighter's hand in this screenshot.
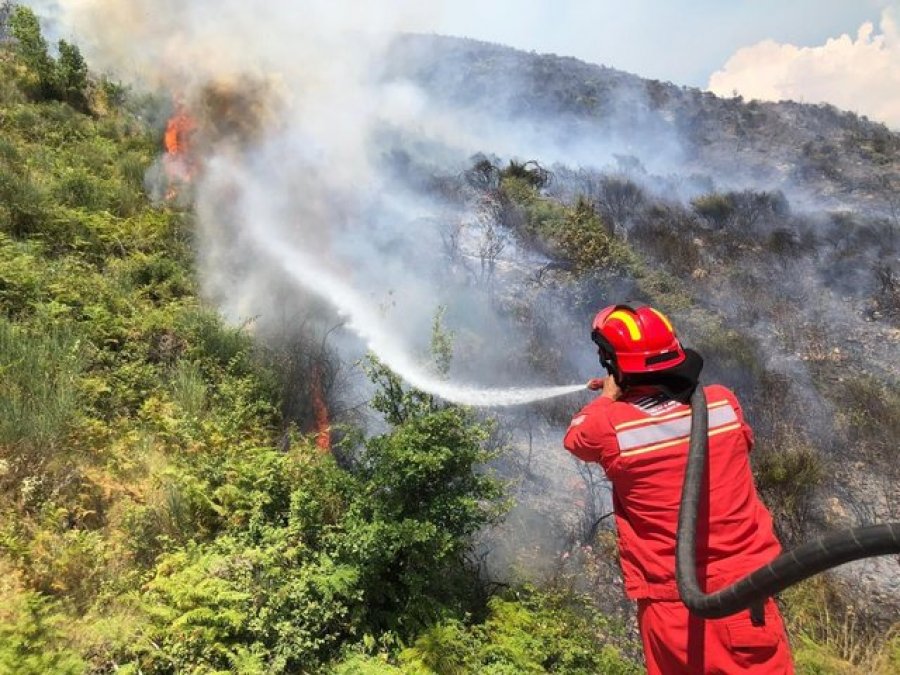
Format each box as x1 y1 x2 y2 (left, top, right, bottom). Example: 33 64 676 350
586 378 604 391
600 374 621 401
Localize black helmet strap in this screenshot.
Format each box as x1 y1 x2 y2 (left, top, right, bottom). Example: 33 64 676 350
591 329 620 382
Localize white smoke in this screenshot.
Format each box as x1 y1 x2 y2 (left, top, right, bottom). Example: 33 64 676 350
45 0 594 406
708 8 900 129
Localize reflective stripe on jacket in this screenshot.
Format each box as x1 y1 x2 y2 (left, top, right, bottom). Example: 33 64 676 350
564 384 782 600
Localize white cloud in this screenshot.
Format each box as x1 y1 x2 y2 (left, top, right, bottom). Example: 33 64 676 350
708 9 900 128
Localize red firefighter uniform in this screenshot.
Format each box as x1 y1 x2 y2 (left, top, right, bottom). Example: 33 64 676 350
565 383 794 674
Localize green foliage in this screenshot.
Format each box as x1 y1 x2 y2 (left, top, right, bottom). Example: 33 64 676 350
0 560 86 674
499 175 634 274
783 577 900 675
0 316 83 449
8 6 90 108
130 393 504 672
397 589 640 674
9 6 55 100
691 192 735 228
364 354 440 426
56 39 89 111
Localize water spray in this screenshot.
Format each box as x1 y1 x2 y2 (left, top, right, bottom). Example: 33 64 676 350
254 224 589 407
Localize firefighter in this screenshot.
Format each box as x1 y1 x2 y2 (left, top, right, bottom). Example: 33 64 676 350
564 303 794 674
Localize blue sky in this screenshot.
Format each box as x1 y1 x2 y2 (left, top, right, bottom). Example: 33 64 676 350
429 0 895 86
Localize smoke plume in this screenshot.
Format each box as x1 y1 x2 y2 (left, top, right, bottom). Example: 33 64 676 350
44 0 599 405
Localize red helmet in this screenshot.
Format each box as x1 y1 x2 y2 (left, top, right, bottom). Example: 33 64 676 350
591 303 686 375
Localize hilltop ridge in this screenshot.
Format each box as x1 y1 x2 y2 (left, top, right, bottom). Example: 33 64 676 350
389 33 900 215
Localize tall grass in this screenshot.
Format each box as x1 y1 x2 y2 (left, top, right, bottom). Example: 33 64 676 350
0 317 82 448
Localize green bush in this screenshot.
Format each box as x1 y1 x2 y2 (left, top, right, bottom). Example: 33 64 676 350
130 391 505 673
752 439 824 544
398 589 640 674
8 6 56 100
499 176 634 274
691 193 735 229
0 165 49 238
783 577 899 675
0 565 85 675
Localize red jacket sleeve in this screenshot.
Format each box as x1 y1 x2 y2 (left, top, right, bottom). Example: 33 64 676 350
563 397 620 471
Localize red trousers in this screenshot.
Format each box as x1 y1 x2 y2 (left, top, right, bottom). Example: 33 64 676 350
637 598 794 674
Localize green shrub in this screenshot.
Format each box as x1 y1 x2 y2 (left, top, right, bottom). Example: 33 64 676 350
8 6 56 101
783 576 899 674
0 165 49 238
0 564 85 675
752 438 824 544
499 176 633 274
691 193 735 229
0 234 46 317
399 589 641 674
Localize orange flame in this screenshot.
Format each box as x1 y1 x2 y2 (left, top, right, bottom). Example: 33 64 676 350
163 101 197 200
311 363 331 453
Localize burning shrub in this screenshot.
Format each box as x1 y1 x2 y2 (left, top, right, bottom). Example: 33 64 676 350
132 383 505 672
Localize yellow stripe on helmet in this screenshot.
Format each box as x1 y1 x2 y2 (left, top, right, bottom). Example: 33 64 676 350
607 310 642 340
649 308 674 332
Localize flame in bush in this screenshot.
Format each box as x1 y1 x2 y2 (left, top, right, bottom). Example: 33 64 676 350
163 101 197 199
311 363 331 452
165 105 195 155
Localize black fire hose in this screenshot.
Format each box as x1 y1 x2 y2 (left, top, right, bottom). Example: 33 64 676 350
675 385 900 619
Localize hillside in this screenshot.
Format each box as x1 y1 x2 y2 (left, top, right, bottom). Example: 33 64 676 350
0 7 643 673
0 6 898 674
388 34 900 215
381 32 900 619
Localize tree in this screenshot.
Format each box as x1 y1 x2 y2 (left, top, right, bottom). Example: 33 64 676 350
56 39 89 110
9 6 55 100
